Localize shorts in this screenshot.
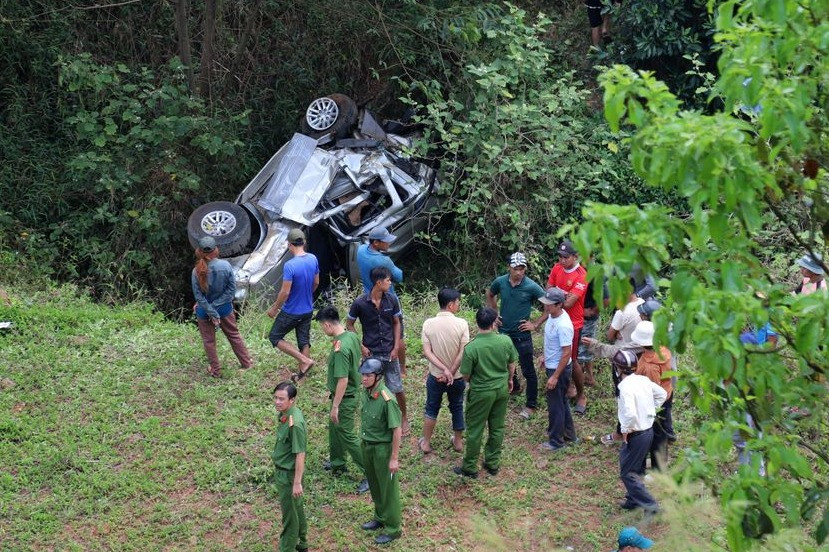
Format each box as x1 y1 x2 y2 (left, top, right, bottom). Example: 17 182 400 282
268 310 312 349
578 317 598 363
586 0 603 28
375 357 404 394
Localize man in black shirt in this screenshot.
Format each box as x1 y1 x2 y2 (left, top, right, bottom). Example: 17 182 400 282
347 266 410 435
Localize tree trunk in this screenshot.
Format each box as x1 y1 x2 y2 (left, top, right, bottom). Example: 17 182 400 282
226 0 263 93
174 0 194 92
198 0 217 100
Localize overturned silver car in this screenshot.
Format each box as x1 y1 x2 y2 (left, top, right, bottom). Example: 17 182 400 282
186 94 439 304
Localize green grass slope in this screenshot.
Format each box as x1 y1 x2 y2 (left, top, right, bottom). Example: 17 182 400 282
0 282 724 551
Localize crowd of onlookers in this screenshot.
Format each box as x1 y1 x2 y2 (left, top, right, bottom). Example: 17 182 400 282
191 226 826 550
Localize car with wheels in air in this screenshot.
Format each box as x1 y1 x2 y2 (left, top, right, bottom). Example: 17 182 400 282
186 94 439 304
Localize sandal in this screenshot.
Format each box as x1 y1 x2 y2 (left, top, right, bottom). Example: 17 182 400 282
519 407 534 420
600 433 617 446
417 437 433 455
450 435 463 453
573 403 587 415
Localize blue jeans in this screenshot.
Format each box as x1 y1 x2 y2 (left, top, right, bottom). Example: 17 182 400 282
545 364 575 447
510 335 537 409
424 374 466 431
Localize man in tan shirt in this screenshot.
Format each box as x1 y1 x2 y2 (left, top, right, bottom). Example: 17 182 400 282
418 288 470 454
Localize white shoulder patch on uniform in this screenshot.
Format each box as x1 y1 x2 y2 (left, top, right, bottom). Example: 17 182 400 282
381 390 391 401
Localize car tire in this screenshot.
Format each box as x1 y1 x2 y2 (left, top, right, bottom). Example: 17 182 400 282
299 93 358 139
187 201 251 258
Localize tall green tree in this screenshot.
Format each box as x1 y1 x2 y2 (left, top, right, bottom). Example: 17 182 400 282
573 0 828 548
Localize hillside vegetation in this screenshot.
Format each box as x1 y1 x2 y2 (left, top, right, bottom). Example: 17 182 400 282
1 271 737 551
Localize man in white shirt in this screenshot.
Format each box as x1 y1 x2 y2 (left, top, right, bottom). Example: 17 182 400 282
614 350 667 512
537 287 576 452
607 284 645 346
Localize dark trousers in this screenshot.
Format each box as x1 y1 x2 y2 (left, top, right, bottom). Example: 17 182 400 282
620 428 658 510
510 335 537 408
645 393 672 472
546 364 575 448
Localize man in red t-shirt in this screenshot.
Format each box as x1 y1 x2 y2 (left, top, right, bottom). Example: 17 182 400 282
547 240 588 413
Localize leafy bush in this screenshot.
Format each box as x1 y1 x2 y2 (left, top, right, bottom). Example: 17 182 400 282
404 3 681 284
574 0 829 547
2 53 252 311
600 0 718 106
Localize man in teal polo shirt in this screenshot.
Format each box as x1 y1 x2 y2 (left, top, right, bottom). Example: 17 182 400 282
486 252 545 417
454 307 518 478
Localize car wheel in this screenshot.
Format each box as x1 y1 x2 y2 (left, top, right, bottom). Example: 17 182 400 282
299 93 358 139
186 201 251 257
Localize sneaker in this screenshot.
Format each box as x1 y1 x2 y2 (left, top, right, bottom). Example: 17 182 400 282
538 442 564 452
519 407 534 420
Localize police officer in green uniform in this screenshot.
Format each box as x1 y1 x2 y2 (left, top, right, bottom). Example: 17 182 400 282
358 358 403 545
455 307 518 478
271 381 309 552
315 306 369 493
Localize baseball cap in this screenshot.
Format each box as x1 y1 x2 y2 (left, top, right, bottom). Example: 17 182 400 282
509 252 528 268
368 226 397 243
287 228 306 245
538 287 566 305
557 240 578 256
630 321 655 347
617 527 653 549
198 236 217 252
359 358 384 375
797 252 824 275
637 299 662 317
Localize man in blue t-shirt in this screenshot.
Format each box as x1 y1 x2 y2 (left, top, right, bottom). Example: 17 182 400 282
538 287 576 451
356 226 403 295
267 228 320 379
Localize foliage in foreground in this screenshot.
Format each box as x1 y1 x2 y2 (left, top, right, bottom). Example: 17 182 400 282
572 0 828 548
